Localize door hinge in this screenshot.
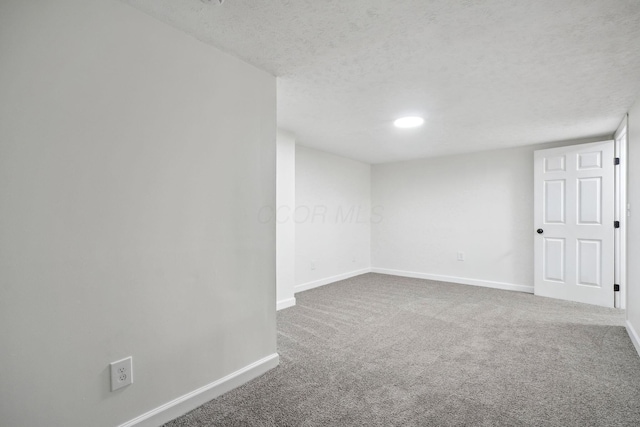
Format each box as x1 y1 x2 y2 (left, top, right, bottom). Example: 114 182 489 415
614 220 620 228
614 284 620 292
615 157 620 165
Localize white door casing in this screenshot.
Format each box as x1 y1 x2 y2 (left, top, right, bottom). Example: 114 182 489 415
534 141 615 307
614 118 628 309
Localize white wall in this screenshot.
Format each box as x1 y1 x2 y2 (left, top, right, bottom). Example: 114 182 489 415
627 97 640 355
276 130 296 309
0 1 276 426
371 138 609 292
295 146 371 291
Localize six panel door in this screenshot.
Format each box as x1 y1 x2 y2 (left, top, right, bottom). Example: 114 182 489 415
534 141 614 307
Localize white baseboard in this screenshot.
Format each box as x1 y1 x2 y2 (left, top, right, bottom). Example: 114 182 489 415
294 268 372 293
626 320 640 358
118 353 279 427
371 268 533 294
276 297 296 311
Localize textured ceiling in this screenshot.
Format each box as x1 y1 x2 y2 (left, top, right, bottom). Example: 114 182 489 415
122 0 640 163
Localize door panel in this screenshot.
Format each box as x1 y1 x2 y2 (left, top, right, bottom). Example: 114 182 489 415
577 239 600 287
544 180 565 223
578 151 602 169
534 140 614 307
543 238 565 282
577 177 601 224
545 155 566 172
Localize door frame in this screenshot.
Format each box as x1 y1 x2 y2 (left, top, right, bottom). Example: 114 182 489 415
614 116 628 309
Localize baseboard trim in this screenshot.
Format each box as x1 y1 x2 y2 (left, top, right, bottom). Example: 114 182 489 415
294 268 372 294
626 320 640 358
371 268 533 294
118 353 279 427
276 297 296 311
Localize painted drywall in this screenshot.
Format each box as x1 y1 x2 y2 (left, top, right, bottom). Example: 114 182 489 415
0 1 276 426
371 138 610 292
276 130 296 309
295 146 371 290
627 97 640 355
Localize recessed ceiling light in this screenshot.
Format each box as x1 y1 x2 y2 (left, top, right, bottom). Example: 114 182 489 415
394 116 424 128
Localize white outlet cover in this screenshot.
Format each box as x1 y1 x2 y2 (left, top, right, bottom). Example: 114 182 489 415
110 356 133 391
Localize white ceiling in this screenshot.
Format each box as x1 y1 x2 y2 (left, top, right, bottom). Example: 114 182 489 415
123 0 640 164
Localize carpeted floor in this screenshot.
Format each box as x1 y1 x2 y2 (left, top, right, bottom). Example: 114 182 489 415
165 273 640 426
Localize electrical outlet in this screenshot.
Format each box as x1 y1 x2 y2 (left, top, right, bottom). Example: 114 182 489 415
110 356 133 391
310 260 316 270
457 252 465 261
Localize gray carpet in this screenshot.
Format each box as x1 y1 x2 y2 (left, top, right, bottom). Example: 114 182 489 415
165 273 640 426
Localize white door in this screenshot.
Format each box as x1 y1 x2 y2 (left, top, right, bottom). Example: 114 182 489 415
534 141 615 307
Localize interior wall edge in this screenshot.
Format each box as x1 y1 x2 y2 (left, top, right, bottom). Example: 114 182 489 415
626 320 640 358
277 297 297 311
117 354 280 427
371 268 534 294
294 268 372 294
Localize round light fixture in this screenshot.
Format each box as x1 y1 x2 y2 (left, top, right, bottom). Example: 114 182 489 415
394 116 424 128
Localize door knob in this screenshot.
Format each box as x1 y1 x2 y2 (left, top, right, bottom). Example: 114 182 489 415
537 229 544 234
